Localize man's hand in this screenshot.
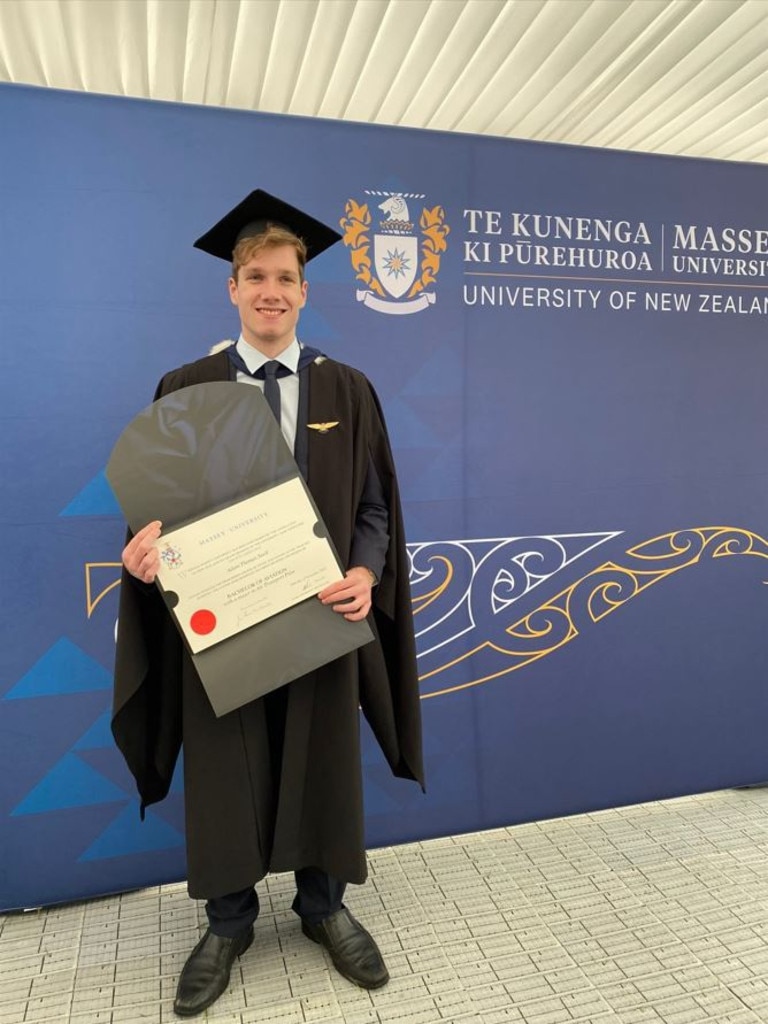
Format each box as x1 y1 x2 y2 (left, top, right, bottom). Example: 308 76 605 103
319 566 374 622
123 521 163 584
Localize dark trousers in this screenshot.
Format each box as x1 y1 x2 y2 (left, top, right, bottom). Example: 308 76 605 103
206 691 347 937
206 867 346 937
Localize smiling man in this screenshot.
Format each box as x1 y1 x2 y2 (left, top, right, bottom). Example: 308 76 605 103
229 230 308 354
111 191 424 1018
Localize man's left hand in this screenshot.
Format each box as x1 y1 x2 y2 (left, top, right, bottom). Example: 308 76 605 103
319 566 374 622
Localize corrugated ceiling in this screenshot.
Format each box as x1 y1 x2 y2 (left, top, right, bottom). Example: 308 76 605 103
0 0 766 163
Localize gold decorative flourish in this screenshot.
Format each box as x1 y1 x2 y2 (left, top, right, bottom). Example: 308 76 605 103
407 206 450 299
85 561 122 618
340 200 385 297
419 527 768 699
412 555 454 615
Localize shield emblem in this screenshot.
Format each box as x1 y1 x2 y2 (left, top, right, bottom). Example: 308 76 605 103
374 234 419 299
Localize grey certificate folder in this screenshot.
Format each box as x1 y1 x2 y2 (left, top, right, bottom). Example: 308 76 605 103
107 381 374 716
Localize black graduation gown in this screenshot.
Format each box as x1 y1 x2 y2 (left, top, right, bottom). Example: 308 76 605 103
111 351 423 898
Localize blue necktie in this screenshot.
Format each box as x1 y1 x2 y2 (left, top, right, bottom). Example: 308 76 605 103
259 360 282 424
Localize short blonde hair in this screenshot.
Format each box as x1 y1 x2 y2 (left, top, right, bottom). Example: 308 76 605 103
232 225 308 281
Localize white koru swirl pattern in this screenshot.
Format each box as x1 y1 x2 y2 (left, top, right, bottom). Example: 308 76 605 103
407 533 621 661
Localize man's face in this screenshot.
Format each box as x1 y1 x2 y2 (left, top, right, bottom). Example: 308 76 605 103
228 244 308 354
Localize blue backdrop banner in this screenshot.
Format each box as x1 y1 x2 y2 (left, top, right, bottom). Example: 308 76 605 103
1 82 767 911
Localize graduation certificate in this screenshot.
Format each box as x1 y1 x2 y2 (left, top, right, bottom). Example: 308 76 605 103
155 476 343 653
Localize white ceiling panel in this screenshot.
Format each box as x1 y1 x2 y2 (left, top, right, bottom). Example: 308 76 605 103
0 0 766 163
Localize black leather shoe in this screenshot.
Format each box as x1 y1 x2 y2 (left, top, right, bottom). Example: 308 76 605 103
173 926 254 1017
302 908 389 989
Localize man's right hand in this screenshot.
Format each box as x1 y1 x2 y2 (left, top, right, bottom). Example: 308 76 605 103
123 521 163 584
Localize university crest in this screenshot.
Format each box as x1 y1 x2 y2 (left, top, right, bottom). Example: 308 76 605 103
340 191 449 315
160 544 183 569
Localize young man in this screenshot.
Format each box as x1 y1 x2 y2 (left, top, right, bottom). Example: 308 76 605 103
112 191 424 1018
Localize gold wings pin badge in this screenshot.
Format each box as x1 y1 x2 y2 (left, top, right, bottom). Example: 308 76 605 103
307 421 340 434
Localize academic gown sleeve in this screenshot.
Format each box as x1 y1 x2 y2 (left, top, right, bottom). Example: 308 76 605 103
111 352 232 812
359 385 425 790
305 359 425 790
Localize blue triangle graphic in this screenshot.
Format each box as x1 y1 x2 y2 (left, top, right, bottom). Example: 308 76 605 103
385 397 443 448
79 801 186 860
73 711 114 751
60 469 121 517
170 751 185 794
400 394 463 444
5 638 112 699
12 752 129 815
401 346 464 398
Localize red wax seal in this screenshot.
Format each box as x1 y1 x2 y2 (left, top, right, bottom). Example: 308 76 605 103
190 609 216 635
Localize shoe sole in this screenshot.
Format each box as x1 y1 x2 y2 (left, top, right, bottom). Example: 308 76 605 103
335 964 390 990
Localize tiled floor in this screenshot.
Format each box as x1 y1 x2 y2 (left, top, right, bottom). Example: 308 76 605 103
3 788 768 1024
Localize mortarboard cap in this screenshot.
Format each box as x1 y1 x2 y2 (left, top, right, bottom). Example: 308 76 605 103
193 189 342 263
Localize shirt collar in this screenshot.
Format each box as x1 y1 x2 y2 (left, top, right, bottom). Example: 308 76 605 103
235 336 301 374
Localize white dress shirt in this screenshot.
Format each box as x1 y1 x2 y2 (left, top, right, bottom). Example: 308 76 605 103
234 336 301 452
